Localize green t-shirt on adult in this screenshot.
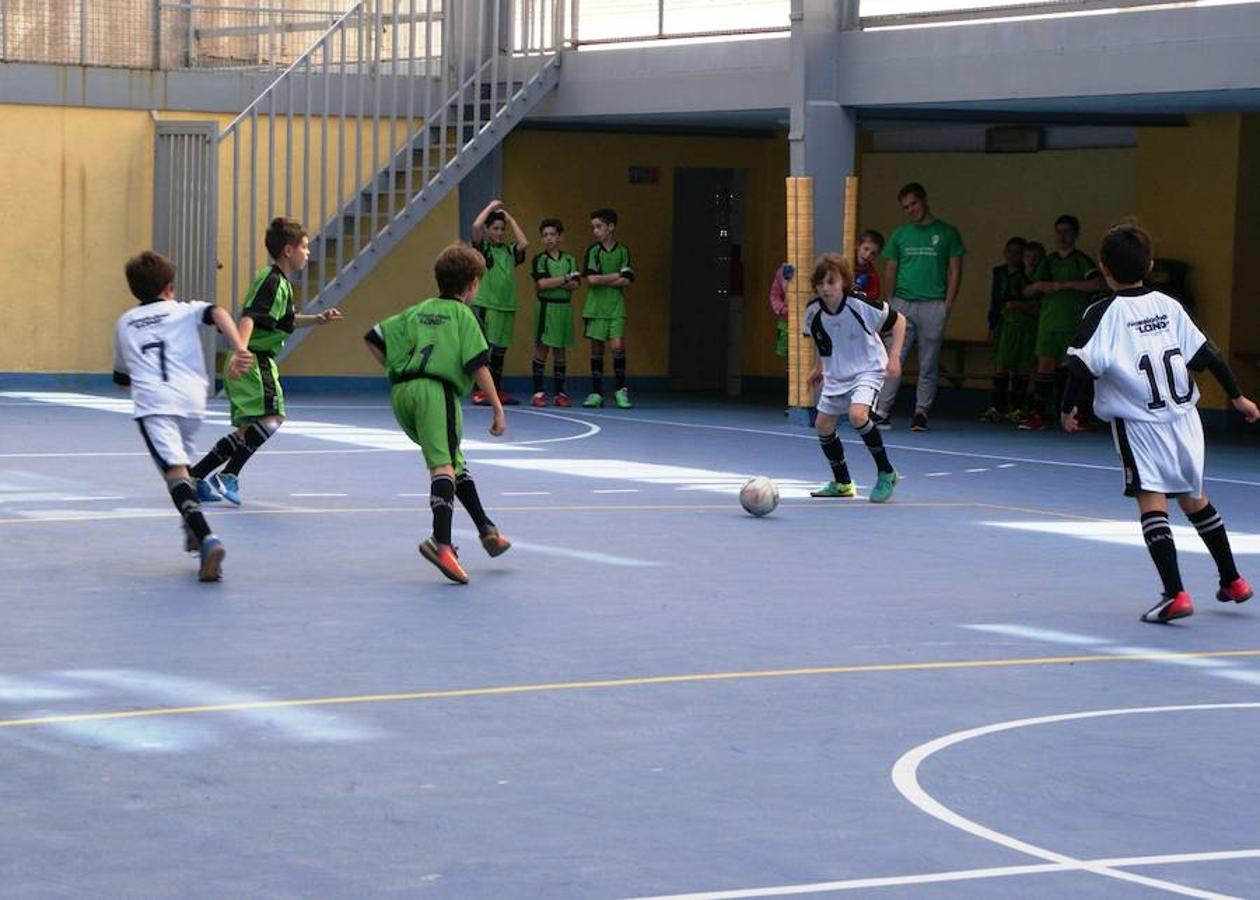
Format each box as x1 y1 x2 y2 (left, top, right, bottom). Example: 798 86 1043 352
885 219 966 302
1032 249 1097 319
473 240 525 312
583 241 633 320
240 264 295 354
531 250 580 301
373 296 489 396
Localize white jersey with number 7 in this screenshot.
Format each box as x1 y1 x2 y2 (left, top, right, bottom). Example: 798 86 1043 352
113 299 216 420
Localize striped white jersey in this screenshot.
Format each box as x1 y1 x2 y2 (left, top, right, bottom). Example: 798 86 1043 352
113 299 216 419
1067 287 1207 424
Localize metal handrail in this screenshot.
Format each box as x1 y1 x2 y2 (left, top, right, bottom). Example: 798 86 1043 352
221 1 365 138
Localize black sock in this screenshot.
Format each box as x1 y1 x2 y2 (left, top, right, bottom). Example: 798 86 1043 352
430 474 456 546
1187 503 1241 586
191 433 240 480
856 418 894 474
490 346 507 390
591 355 605 395
532 356 546 394
992 374 1010 413
222 421 275 477
819 431 851 484
169 477 211 542
613 351 627 391
455 470 494 535
1054 368 1068 413
1010 379 1027 413
1142 510 1183 597
1033 374 1055 415
553 360 567 396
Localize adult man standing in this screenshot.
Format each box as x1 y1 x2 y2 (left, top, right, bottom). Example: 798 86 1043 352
872 183 965 431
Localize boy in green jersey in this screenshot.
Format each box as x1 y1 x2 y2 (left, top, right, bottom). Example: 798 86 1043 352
364 243 510 585
470 200 529 407
979 236 1036 422
191 217 342 505
1017 215 1104 430
529 218 581 407
582 208 635 408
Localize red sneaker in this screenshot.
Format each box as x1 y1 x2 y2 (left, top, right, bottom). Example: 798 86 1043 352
419 537 469 584
1017 411 1046 431
471 389 489 406
530 392 547 407
479 526 512 558
554 392 571 408
498 390 520 406
1217 577 1254 604
1141 590 1194 623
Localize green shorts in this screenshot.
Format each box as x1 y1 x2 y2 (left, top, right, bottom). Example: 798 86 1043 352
584 316 626 342
1035 326 1076 364
225 351 285 427
534 300 574 349
775 319 789 358
994 318 1038 371
390 378 465 474
475 306 516 348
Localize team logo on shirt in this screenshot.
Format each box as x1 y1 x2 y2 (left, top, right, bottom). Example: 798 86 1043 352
127 313 170 330
417 314 450 325
931 235 940 246
1126 314 1169 334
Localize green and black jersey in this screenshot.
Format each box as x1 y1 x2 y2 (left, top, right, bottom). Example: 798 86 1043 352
241 264 296 354
531 250 580 301
582 241 633 320
473 240 526 312
367 296 490 396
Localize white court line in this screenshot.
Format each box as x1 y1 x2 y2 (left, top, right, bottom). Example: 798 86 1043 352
626 849 1260 899
965 467 988 473
890 703 1260 900
451 529 659 567
560 410 1260 488
980 520 1260 555
998 463 1018 468
967 624 1260 688
924 472 950 477
593 488 640 494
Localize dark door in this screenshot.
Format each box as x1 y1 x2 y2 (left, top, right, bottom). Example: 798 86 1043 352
669 168 746 390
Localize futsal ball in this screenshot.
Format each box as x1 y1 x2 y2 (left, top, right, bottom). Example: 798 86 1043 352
740 476 779 517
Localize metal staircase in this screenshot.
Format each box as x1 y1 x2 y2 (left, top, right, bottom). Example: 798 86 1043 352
198 0 565 361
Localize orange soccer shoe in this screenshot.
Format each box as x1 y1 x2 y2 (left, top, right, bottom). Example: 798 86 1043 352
419 537 469 584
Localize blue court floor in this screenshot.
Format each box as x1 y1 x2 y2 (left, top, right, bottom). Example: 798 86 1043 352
2 388 1259 899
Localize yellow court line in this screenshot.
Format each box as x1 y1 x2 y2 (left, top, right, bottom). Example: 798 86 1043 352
5 649 1260 731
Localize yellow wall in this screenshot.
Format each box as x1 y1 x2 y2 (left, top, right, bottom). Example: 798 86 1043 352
0 105 153 373
1228 114 1260 388
497 129 790 378
858 148 1137 343
1135 115 1243 409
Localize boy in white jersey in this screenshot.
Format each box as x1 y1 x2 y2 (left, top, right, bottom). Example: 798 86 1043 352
804 253 906 502
1062 223 1259 623
113 251 253 581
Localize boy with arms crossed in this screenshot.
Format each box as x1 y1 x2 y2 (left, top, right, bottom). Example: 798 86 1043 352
582 208 635 409
529 218 581 407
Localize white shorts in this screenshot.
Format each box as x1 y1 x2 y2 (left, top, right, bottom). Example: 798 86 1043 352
137 415 201 472
817 378 882 417
1111 412 1205 499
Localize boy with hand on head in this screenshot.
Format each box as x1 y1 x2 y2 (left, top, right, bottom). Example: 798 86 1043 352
192 217 341 505
114 251 254 581
529 218 581 407
804 253 906 503
470 200 528 407
1062 222 1259 623
582 208 635 409
364 243 511 585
